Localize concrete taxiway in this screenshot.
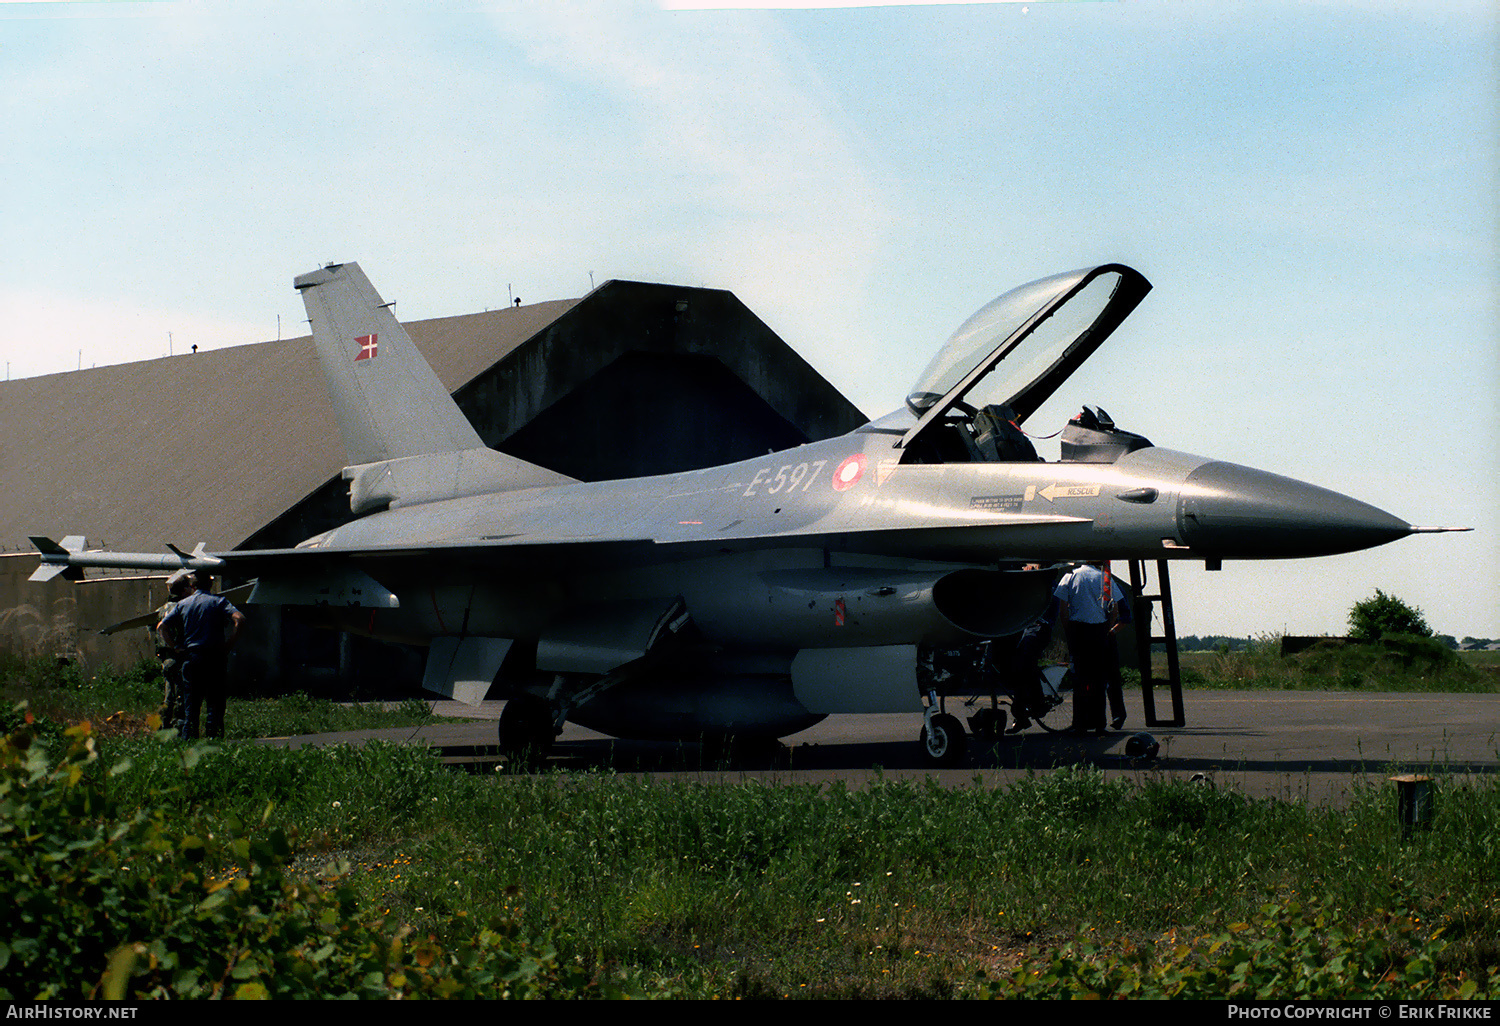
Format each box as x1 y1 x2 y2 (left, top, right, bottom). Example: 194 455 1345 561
256 690 1498 807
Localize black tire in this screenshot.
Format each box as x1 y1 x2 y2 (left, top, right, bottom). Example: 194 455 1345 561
920 712 967 767
498 694 554 768
968 706 1007 742
699 733 742 767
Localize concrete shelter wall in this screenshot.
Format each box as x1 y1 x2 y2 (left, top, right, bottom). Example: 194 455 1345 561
0 554 159 669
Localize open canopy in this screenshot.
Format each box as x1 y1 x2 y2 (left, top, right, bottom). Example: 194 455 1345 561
901 264 1151 450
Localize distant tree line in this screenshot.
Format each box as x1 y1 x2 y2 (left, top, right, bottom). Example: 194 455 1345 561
1165 636 1254 653
1454 637 1500 650
1163 633 1498 653
1140 594 1496 653
1164 633 1494 648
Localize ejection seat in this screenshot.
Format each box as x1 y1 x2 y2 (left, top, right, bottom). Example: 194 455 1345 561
965 404 1040 463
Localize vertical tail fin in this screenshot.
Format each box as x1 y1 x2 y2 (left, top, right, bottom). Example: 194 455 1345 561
295 262 485 465
295 262 574 513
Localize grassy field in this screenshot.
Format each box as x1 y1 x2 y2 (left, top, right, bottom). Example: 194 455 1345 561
0 653 440 742
2 647 1497 999
1157 637 1498 694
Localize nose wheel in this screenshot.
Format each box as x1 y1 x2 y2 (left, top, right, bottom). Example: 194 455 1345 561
920 695 967 767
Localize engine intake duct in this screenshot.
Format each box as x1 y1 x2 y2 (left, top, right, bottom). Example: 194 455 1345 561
931 567 1059 638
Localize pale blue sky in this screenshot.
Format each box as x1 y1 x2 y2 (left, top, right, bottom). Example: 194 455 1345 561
2 0 1495 639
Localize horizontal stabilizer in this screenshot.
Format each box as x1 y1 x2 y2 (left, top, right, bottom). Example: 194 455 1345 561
99 582 256 636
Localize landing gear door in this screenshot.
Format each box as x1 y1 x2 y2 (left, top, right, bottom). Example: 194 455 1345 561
535 597 690 676
423 636 515 705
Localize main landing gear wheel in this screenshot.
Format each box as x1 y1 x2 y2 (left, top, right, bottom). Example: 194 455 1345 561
920 712 967 767
499 694 555 769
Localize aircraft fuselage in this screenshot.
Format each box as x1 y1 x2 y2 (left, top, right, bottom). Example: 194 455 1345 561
292 423 1411 653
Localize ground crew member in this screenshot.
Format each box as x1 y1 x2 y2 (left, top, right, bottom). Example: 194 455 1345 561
1053 562 1130 733
152 572 193 727
158 571 246 739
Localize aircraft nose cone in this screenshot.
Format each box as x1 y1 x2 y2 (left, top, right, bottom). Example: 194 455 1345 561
1178 461 1411 558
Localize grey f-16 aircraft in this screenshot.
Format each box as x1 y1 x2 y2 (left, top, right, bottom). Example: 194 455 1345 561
32 262 1453 763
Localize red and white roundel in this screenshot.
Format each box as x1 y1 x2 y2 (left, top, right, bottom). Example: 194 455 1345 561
832 454 867 491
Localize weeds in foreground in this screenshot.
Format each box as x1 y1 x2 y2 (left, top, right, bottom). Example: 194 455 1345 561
983 899 1496 999
0 710 658 1000
3 652 1497 998
226 692 437 740
16 719 1494 1000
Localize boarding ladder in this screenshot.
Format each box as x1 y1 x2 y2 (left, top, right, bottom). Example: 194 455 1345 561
1126 559 1185 727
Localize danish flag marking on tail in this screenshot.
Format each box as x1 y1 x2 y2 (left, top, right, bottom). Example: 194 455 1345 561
354 334 378 361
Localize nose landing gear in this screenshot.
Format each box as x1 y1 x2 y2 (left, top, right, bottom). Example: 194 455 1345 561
920 691 968 767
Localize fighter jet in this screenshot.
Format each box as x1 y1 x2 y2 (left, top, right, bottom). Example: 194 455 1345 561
31 262 1454 764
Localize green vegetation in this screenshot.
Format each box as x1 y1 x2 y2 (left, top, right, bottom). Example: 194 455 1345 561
1153 634 1495 694
1173 590 1496 656
1163 592 1496 693
0 653 441 741
1 648 1496 999
6 721 1499 999
228 691 439 741
1348 589 1432 642
2 689 1497 998
0 716 643 999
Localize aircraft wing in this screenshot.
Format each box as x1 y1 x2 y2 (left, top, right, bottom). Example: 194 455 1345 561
97 609 170 637
218 536 661 573
32 506 1087 608
29 535 661 615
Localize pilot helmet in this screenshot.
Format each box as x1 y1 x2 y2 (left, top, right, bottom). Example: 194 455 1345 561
1124 731 1159 762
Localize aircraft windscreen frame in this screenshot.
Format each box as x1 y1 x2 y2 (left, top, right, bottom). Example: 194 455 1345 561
905 267 1090 409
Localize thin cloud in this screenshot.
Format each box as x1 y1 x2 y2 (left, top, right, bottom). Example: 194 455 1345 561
0 286 270 380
